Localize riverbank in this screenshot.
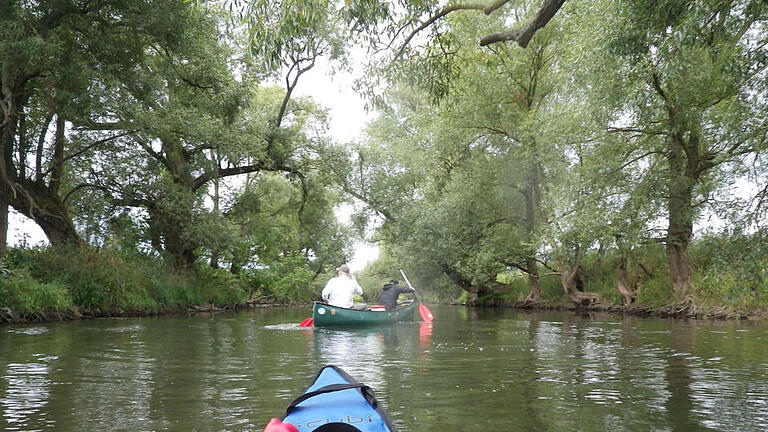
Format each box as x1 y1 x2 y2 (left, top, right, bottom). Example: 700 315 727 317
470 297 768 321
0 246 318 326
4 243 767 325
0 303 250 325
5 297 768 326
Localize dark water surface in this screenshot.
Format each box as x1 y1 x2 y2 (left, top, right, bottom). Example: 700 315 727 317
2 306 767 431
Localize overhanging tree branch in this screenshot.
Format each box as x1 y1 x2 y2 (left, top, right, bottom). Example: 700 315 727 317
479 0 566 48
276 56 316 128
393 0 566 59
190 160 304 192
394 1 512 60
42 130 138 178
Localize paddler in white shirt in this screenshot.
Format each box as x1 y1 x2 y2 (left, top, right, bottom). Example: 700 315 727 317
321 264 363 308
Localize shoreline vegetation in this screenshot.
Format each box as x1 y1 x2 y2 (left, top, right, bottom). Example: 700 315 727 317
4 295 767 326
3 234 767 325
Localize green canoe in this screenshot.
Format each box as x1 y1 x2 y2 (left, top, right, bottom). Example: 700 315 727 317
312 300 418 327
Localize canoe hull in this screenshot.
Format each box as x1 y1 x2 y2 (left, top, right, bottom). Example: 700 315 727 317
312 301 416 327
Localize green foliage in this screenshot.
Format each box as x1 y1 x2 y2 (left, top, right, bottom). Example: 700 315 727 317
691 231 768 307
192 264 246 305
244 0 346 70
239 255 316 303
492 272 562 303
1 247 245 314
0 258 13 277
0 270 73 314
634 275 676 307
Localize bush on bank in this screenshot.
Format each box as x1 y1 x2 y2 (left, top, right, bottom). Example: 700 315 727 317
1 246 246 317
239 255 317 304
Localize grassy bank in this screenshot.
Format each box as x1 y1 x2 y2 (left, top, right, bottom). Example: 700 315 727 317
1 247 248 323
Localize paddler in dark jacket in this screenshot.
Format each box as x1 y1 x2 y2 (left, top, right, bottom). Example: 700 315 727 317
379 280 415 311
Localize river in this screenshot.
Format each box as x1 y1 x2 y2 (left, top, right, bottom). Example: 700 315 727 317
1 306 767 431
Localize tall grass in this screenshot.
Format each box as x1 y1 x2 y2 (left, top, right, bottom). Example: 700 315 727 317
1 246 245 316
690 232 768 308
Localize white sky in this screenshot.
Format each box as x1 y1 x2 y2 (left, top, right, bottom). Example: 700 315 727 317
292 56 380 271
7 53 381 271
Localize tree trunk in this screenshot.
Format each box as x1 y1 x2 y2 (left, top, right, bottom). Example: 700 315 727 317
149 204 197 268
440 263 486 303
149 137 199 268
560 264 580 297
1 67 21 255
523 157 542 301
164 225 196 268
666 133 695 298
0 195 7 256
560 263 598 305
617 255 637 305
652 71 702 301
6 178 81 246
6 115 83 247
667 240 692 298
524 257 542 301
209 149 221 269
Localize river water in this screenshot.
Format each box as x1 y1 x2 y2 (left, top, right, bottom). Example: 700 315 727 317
1 306 767 431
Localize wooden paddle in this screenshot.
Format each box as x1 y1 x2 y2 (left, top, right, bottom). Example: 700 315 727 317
399 267 434 322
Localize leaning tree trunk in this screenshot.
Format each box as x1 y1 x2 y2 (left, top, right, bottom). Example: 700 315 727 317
16 116 82 246
617 255 638 305
441 263 483 303
560 263 598 305
13 180 82 246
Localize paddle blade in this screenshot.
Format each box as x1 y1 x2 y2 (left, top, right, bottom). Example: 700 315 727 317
418 303 433 322
299 317 313 327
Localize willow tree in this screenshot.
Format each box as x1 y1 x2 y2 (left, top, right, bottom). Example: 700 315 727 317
0 0 160 247
593 0 768 299
79 0 356 269
0 1 239 254
330 3 579 301
356 92 529 300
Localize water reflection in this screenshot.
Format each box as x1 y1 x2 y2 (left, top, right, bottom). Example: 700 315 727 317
2 356 54 431
310 327 387 384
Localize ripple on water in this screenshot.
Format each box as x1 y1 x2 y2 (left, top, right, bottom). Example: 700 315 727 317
263 323 310 331
1 359 54 429
7 327 48 336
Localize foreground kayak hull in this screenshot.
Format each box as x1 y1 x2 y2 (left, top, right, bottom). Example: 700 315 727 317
280 365 396 432
311 301 417 327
